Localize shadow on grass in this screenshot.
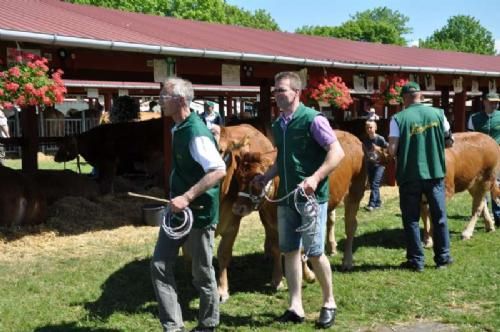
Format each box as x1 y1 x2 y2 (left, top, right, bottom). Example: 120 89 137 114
80 252 278 328
34 323 119 332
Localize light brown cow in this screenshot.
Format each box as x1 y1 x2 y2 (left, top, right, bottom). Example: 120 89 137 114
230 130 367 273
216 124 284 302
422 132 500 243
371 132 500 245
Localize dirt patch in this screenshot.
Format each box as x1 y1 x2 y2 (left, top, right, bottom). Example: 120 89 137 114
360 321 459 331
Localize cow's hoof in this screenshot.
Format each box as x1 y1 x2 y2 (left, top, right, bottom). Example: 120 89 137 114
423 239 433 248
304 273 316 284
461 232 472 240
272 280 285 291
485 227 495 233
219 292 230 304
325 243 337 256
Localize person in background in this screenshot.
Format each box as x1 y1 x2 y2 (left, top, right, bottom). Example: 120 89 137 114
467 91 500 227
201 101 221 129
253 71 344 329
150 77 226 332
0 106 10 165
388 81 453 272
363 120 388 211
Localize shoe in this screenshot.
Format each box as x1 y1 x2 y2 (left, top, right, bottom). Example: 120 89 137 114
399 261 424 272
190 327 214 332
364 206 374 212
277 309 304 324
436 258 453 270
315 307 336 329
495 218 500 228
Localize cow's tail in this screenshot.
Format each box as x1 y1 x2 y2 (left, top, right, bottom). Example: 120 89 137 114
491 160 500 205
76 154 82 174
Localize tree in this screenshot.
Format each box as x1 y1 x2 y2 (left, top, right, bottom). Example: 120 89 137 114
419 15 495 55
67 0 280 31
295 7 412 46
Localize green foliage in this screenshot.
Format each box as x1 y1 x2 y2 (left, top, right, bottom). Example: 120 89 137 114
419 15 495 55
295 7 411 45
67 0 280 30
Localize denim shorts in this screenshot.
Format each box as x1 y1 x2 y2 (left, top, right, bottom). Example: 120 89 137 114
277 202 328 257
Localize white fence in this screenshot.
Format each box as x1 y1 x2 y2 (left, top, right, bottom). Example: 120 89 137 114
5 117 100 155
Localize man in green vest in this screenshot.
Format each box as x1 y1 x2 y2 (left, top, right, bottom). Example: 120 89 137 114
150 77 226 332
388 81 453 272
253 71 345 329
467 91 500 227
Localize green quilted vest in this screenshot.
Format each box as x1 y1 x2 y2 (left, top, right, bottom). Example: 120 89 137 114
170 112 219 228
272 104 329 206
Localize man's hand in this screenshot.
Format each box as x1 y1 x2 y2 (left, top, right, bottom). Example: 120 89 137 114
300 175 319 195
169 195 190 213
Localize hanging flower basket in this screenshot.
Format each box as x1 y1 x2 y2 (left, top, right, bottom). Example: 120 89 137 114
0 50 66 109
372 75 408 107
302 75 353 110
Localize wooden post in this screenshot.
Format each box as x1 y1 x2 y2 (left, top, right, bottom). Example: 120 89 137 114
163 114 173 196
453 91 466 132
218 96 225 124
259 79 272 137
441 88 450 115
20 106 38 173
226 96 233 117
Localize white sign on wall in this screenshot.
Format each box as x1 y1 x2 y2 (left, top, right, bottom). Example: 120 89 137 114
424 75 435 91
452 77 463 93
87 88 99 98
222 64 240 86
353 75 366 92
471 80 480 93
118 89 129 96
489 80 497 93
154 59 168 83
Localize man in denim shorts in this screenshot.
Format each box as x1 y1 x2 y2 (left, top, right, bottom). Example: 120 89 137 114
253 71 345 329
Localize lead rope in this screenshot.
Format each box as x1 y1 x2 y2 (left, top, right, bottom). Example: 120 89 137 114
264 186 319 261
161 205 193 240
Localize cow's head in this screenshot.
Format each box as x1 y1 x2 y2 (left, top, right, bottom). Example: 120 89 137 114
365 144 392 165
232 151 275 216
54 136 78 162
219 135 251 197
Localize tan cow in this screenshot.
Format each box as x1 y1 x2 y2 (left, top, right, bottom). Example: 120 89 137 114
216 124 284 302
422 132 500 244
371 131 500 245
230 130 367 274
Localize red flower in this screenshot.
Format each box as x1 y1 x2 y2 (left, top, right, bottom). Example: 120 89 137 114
302 74 353 110
0 52 66 108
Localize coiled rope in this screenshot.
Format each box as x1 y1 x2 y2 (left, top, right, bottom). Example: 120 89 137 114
161 205 193 240
264 185 320 261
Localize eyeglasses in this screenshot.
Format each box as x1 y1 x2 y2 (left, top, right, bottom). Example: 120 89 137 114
159 94 178 101
273 88 297 94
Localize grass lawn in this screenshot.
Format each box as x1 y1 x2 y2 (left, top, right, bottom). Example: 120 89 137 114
0 181 499 331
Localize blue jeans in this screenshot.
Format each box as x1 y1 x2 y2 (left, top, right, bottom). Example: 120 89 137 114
367 163 385 208
277 202 328 257
399 179 451 269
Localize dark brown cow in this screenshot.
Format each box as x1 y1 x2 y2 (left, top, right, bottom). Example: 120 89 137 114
0 165 46 227
230 130 367 273
54 119 164 194
372 132 500 244
43 107 65 137
0 167 101 227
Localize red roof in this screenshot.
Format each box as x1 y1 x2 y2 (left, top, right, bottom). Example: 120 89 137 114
1 0 499 75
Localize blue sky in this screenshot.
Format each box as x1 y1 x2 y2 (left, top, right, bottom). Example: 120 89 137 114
226 0 500 51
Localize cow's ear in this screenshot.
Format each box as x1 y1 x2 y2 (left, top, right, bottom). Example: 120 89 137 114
221 151 234 196
223 151 233 168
